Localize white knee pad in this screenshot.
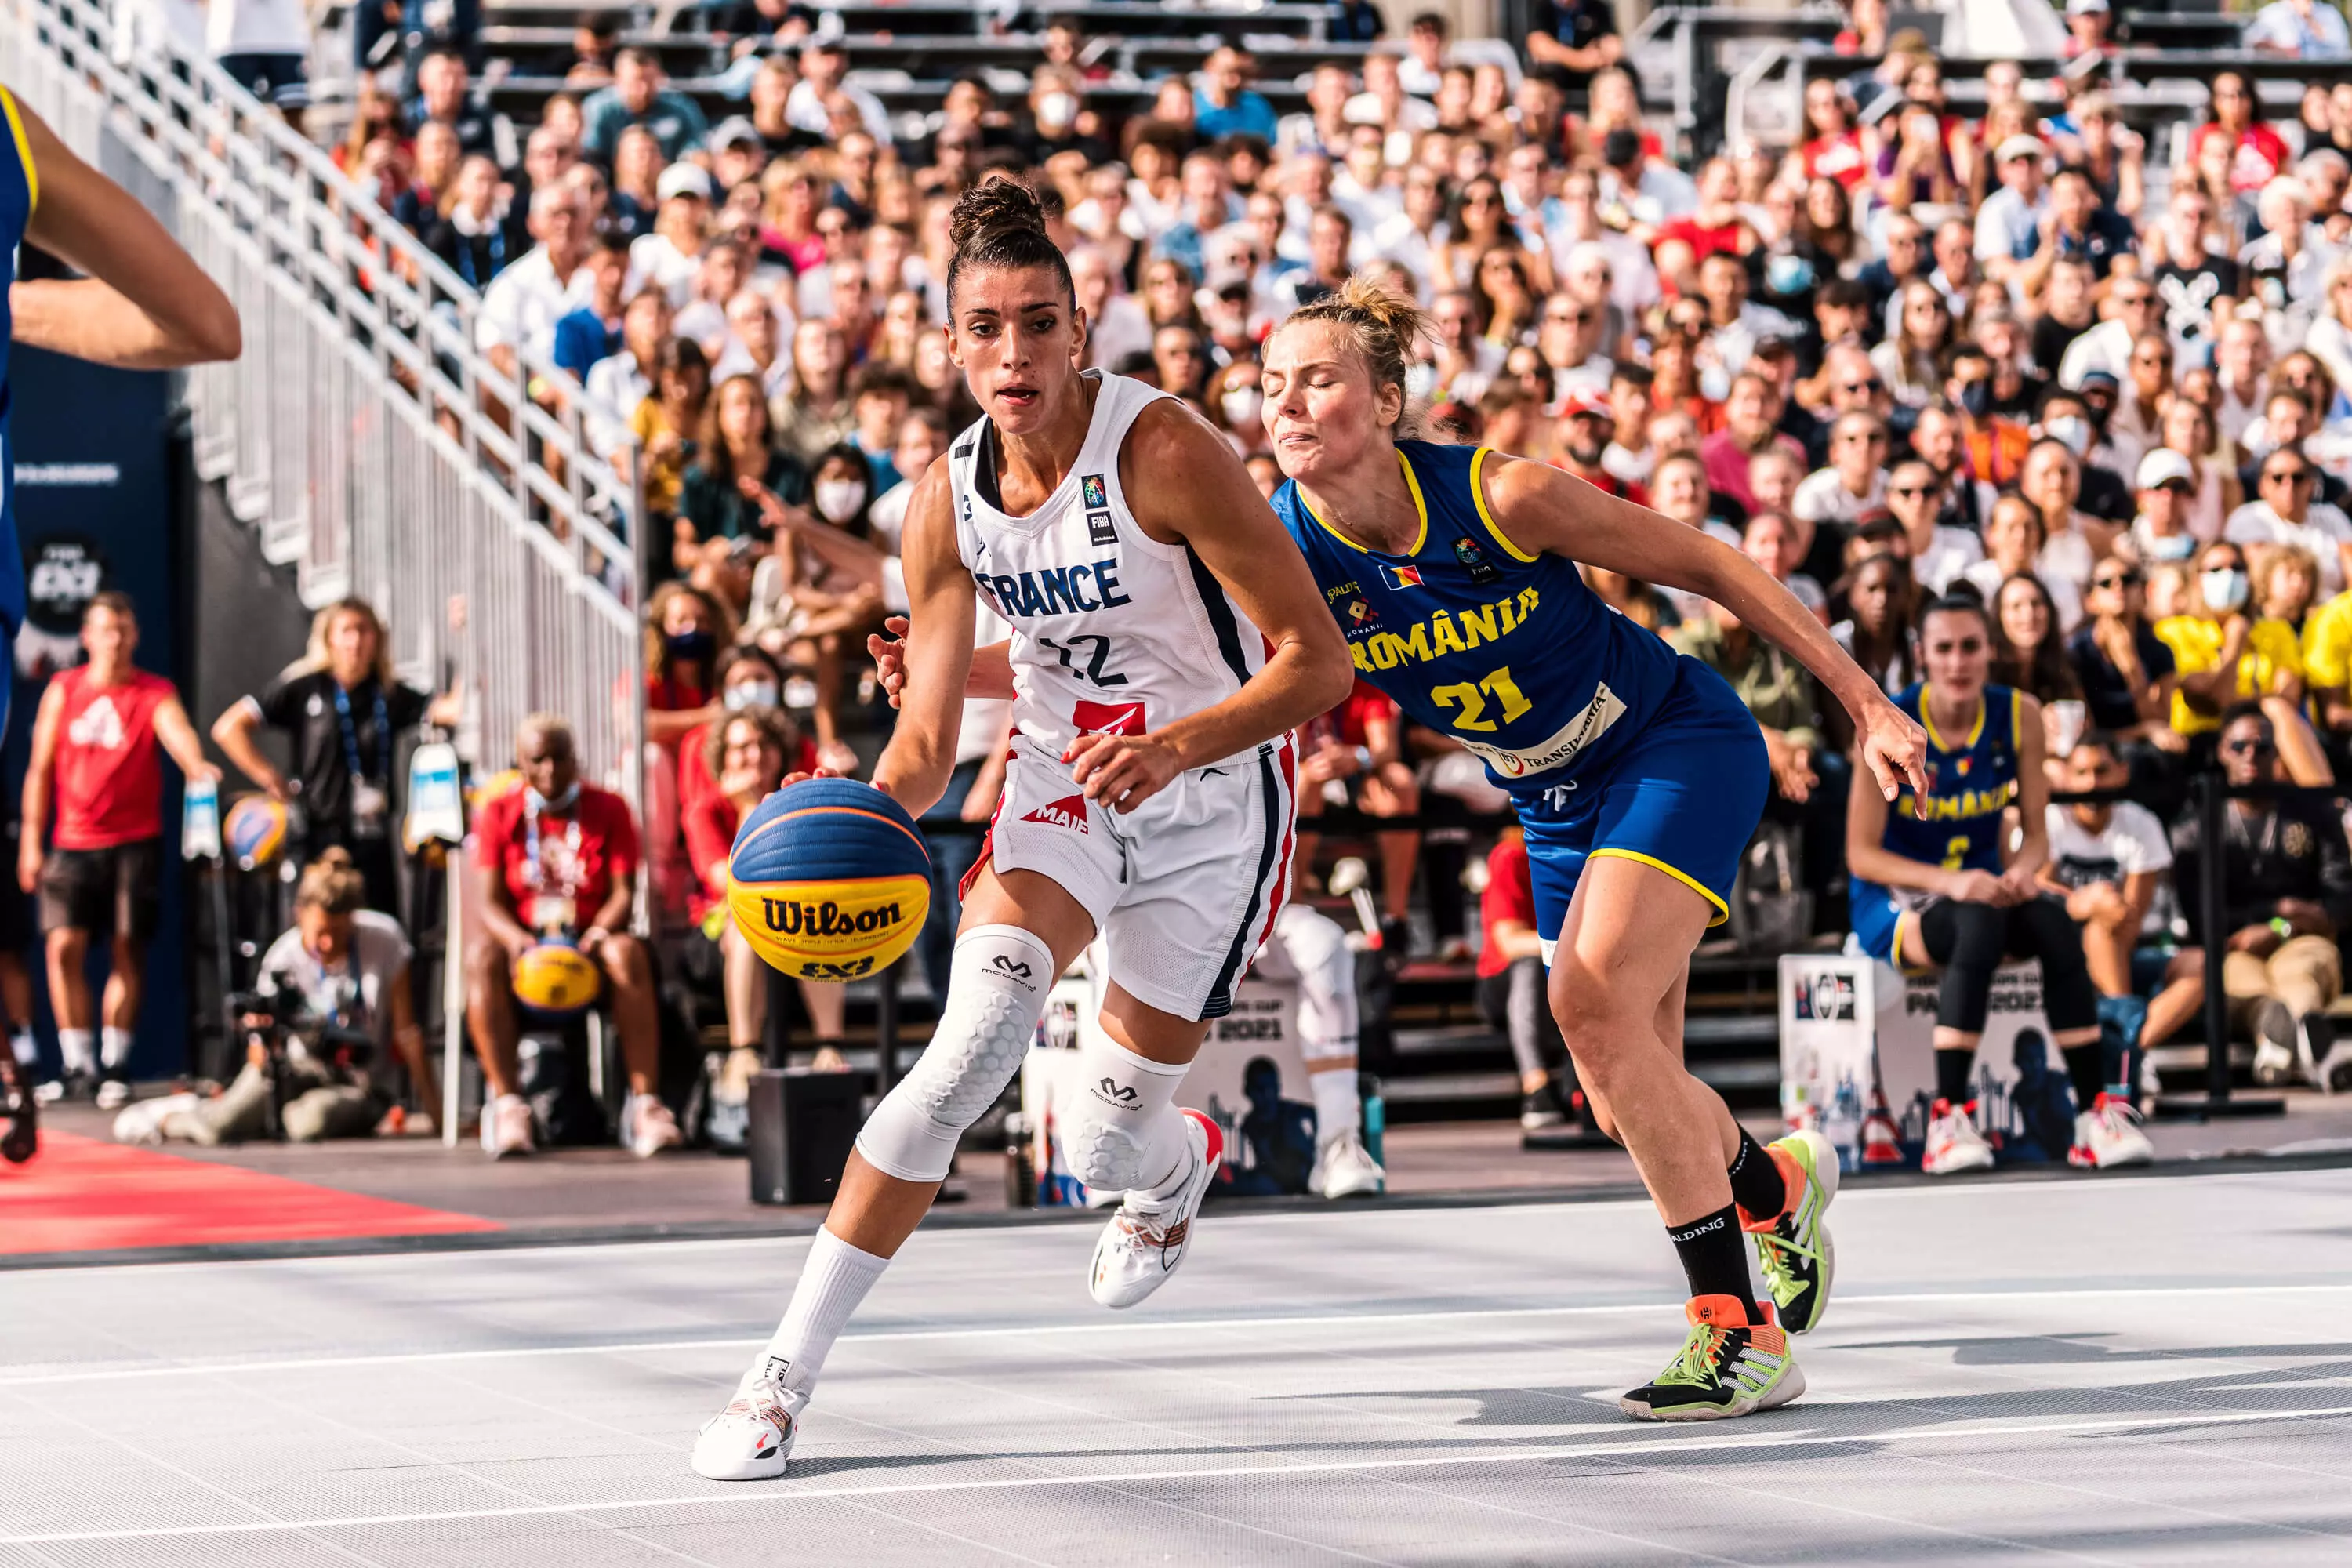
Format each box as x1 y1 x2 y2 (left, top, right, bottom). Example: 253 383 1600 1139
1062 1034 1190 1196
1273 903 1359 1062
855 924 1054 1183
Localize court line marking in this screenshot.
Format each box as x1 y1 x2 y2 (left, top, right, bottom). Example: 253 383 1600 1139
7 1402 2350 1548
8 1282 2352 1388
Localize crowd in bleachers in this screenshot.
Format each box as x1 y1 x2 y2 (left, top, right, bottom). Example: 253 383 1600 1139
99 0 2352 1155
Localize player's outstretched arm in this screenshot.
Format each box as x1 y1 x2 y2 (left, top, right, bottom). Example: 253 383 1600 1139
869 458 978 819
7 94 240 368
1077 400 1353 811
1480 452 1929 804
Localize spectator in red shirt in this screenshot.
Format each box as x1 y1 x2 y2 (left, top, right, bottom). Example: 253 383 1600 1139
2186 73 2291 196
1295 681 1421 939
466 713 680 1160
19 593 217 1109
1476 829 1592 1137
1651 156 1752 269
681 703 846 1054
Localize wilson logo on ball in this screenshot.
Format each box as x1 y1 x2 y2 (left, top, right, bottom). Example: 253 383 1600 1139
726 779 934 978
760 898 905 937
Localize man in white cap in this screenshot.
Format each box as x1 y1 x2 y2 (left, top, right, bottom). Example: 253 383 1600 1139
2129 448 2201 565
2063 0 2116 60
1976 135 2052 286
630 162 716 308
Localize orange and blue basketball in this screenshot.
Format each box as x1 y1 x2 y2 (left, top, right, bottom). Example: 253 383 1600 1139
224 795 288 870
727 778 931 981
512 938 601 1018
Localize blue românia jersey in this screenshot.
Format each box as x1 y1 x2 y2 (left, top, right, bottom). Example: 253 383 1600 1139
1271 441 1679 790
1855 682 2023 919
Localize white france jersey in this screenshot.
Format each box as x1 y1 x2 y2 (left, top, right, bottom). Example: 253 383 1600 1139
949 371 1267 765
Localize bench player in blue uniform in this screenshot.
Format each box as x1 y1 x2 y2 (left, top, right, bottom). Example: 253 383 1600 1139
0 85 241 1162
1258 278 1929 1422
1846 596 2119 1177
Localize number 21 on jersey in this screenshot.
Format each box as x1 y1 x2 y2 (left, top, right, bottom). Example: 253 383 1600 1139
1429 665 1533 733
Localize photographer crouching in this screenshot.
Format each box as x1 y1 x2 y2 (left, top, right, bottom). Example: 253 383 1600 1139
115 851 430 1144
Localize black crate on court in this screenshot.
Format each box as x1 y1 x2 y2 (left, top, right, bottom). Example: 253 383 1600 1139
748 1069 864 1205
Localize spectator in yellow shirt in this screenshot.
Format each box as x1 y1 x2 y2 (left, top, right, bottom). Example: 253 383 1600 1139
2154 542 2334 780
2301 586 2352 731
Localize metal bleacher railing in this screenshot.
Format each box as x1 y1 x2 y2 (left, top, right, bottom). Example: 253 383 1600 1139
0 0 648 820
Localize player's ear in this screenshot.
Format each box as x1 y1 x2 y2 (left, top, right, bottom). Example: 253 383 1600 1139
1069 303 1089 364
1376 376 1403 433
942 320 965 371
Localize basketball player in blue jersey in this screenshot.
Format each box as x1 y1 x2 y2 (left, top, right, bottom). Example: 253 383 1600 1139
1258 278 1930 1422
0 87 240 1162
1846 597 2125 1176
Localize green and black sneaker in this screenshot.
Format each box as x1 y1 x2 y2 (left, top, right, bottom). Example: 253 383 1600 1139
1748 1127 1839 1336
1619 1294 1804 1422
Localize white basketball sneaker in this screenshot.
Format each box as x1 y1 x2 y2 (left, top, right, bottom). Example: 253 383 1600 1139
2068 1094 2154 1170
691 1356 800 1481
1922 1098 1995 1176
625 1093 684 1158
1089 1109 1223 1308
1312 1128 1386 1198
481 1092 535 1159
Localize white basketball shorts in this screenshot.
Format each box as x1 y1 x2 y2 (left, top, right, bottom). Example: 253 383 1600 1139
969 734 1295 1022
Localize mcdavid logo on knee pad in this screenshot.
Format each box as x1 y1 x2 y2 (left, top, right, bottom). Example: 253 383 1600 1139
989 954 1035 989
1093 1077 1140 1109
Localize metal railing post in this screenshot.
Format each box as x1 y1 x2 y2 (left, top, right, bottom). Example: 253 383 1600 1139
2198 771 2232 1105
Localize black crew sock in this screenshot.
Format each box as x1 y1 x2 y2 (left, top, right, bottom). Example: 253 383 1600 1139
1936 1048 1974 1106
2061 1044 2107 1116
1726 1128 1787 1221
1666 1203 1753 1306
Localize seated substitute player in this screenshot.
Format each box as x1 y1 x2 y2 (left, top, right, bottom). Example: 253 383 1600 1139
465 714 682 1160
689 180 1352 1480
1846 596 2111 1174
1257 278 1930 1421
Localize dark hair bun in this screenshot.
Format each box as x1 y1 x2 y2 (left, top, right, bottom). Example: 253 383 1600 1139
949 176 1049 252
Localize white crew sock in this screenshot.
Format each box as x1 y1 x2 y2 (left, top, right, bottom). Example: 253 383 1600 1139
1308 1067 1361 1145
101 1027 133 1071
9 1030 34 1068
761 1226 891 1410
57 1029 94 1076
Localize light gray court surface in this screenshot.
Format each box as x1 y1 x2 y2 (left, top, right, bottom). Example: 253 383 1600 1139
5 1170 2352 1566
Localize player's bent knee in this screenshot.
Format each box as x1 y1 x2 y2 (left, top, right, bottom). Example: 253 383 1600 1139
854 924 1054 1184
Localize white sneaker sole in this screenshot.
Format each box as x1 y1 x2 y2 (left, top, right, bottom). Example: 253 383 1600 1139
691 1420 795 1481
1924 1145 1996 1175
1621 1359 1807 1421
1089 1111 1222 1310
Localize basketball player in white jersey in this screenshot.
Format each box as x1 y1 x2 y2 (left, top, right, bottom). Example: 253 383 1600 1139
691 178 1352 1480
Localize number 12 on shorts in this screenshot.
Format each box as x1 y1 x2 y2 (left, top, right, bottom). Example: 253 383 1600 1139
1430 666 1534 733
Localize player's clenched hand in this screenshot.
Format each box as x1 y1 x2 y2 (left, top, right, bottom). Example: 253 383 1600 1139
1065 731 1181 813
1854 693 1930 803
868 615 912 709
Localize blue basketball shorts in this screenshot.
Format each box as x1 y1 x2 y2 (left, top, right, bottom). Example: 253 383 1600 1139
1516 656 1769 962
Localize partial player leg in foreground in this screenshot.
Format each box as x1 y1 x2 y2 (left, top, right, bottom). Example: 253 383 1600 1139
690 862 1225 1481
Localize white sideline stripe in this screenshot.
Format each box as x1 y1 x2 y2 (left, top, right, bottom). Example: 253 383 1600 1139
5 1282 2350 1388
6 1402 2351 1548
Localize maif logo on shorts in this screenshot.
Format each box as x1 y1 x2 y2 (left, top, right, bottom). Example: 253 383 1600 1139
1022 794 1089 833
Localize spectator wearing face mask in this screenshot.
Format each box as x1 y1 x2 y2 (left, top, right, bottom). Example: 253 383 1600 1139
2153 541 2325 767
